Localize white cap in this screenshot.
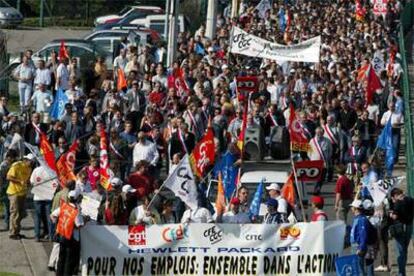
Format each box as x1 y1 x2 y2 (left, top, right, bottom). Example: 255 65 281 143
362 199 374 210
68 189 81 199
221 64 228 70
23 153 35 161
207 47 214 52
266 183 281 191
350 199 363 208
110 177 123 187
122 184 136 194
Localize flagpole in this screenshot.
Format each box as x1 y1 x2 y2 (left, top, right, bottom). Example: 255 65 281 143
290 142 307 222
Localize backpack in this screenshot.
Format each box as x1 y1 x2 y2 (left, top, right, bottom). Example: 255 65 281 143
366 219 378 245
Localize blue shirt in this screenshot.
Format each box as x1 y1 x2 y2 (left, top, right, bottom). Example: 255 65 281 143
350 214 369 251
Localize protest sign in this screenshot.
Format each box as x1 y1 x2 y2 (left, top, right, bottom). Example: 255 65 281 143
30 166 59 201
294 160 325 183
81 221 345 276
230 27 321 63
368 176 404 206
80 193 102 221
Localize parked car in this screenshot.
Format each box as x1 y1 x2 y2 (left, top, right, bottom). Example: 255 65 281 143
94 5 163 26
4 39 111 80
109 26 161 44
84 29 161 58
96 13 188 39
0 1 23 28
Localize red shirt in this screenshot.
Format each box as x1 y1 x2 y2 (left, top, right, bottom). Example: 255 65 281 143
128 172 155 199
335 175 353 200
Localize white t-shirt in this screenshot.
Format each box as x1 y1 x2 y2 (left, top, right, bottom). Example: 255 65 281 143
181 207 213 223
276 195 288 214
367 104 379 122
380 111 404 127
56 63 69 90
30 166 59 201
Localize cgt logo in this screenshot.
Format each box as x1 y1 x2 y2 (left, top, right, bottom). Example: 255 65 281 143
162 225 188 242
128 225 146 246
279 226 301 240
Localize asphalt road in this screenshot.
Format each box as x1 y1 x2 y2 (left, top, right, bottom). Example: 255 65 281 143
2 26 90 55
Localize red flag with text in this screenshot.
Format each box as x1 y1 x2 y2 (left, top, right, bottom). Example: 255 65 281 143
33 124 57 172
236 76 258 102
294 160 325 183
99 128 112 190
288 104 310 152
56 140 78 187
190 128 215 177
167 68 189 96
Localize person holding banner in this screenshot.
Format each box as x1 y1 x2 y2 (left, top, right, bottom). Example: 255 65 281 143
51 189 88 276
129 196 160 225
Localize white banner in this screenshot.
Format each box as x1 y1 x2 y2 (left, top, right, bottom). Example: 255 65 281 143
230 27 321 63
80 193 102 221
368 176 404 206
30 166 59 201
372 51 385 75
163 154 198 210
81 221 345 276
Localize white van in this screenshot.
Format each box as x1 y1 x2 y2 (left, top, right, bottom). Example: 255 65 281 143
130 14 188 38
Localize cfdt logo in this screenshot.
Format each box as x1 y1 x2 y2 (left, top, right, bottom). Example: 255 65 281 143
162 225 188 242
279 226 301 240
128 225 146 246
203 225 222 245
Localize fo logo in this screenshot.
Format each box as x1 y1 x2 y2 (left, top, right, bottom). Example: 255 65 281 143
279 226 301 240
128 225 146 246
162 225 188 242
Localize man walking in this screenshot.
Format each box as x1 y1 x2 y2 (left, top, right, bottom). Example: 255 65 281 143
389 188 414 276
6 154 35 239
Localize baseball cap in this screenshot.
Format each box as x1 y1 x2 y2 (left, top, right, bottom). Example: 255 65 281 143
311 195 324 206
23 153 35 161
122 184 137 194
266 198 278 207
266 183 281 191
350 199 363 208
221 64 229 70
110 177 123 187
362 199 374 210
230 197 240 205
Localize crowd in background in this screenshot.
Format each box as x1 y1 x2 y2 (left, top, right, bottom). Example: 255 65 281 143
0 0 413 275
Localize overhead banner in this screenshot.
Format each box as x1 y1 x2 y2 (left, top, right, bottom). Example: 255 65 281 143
230 27 321 63
81 221 345 276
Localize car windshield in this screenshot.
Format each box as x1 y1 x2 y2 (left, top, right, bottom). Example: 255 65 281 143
0 1 11 8
118 7 129 16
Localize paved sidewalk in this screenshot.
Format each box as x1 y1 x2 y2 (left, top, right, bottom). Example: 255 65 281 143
0 208 54 276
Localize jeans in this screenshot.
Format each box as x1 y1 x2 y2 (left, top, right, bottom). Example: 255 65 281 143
352 244 367 275
392 129 401 163
18 82 32 109
394 224 413 276
33 200 52 239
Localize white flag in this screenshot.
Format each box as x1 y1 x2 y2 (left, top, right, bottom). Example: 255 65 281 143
369 176 404 206
163 154 198 210
372 50 385 75
255 0 271 19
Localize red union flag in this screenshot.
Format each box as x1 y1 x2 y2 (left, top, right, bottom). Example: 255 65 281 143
190 128 215 177
288 104 310 152
294 160 325 183
236 76 258 102
99 127 112 190
34 124 57 172
167 68 189 96
56 141 78 187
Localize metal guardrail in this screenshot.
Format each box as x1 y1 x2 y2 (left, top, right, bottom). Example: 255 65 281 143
399 4 414 198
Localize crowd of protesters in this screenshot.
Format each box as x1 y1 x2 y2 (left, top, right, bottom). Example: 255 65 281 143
0 0 413 275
